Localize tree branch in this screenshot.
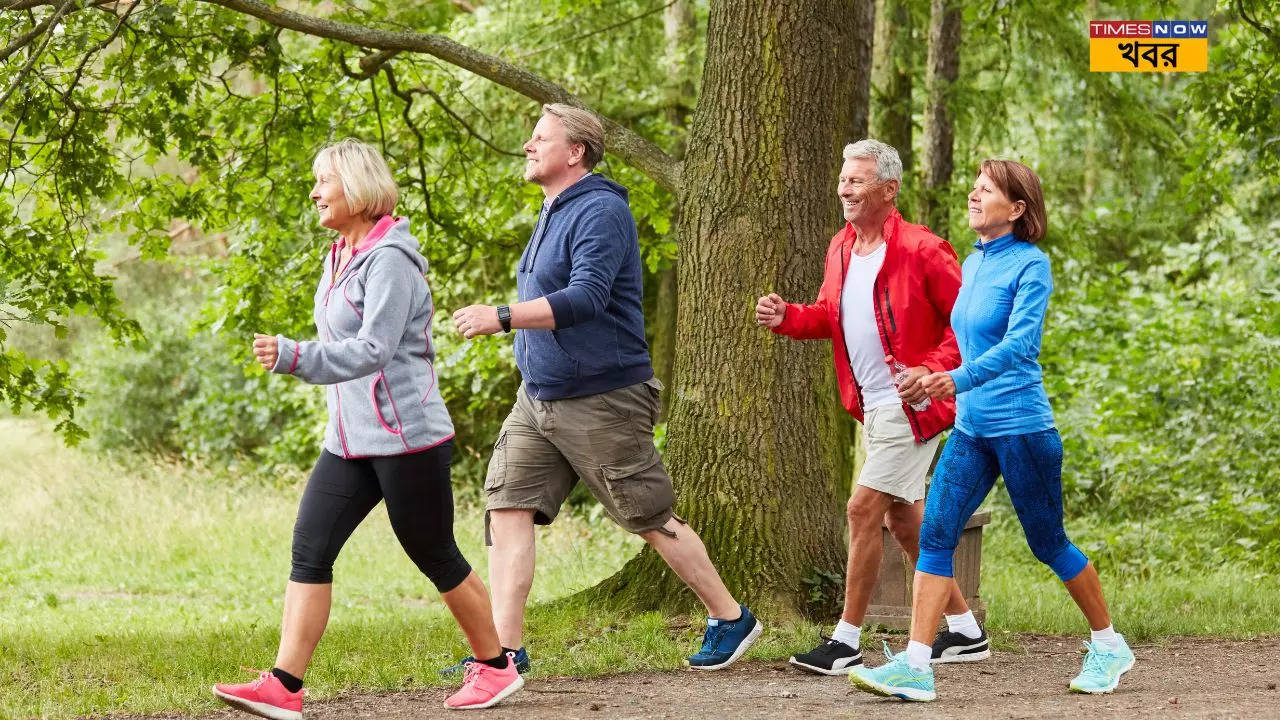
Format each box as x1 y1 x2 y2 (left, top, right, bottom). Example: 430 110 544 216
0 5 59 62
0 0 74 111
1236 0 1280 52
192 0 681 191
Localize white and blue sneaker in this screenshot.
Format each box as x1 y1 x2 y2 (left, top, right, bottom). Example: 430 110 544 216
1069 637 1135 694
848 641 936 702
687 604 763 670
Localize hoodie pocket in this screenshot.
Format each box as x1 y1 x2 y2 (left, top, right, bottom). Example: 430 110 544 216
371 373 401 435
520 329 579 386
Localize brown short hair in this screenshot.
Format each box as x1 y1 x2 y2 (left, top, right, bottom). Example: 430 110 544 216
542 103 605 169
979 159 1047 243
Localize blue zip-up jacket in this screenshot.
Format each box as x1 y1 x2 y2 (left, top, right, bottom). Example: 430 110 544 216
947 232 1055 437
515 173 653 400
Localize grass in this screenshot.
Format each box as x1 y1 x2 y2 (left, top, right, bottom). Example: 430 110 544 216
2 416 1277 718
981 512 1280 643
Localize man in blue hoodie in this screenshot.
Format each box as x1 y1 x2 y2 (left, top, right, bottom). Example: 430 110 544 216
449 104 761 673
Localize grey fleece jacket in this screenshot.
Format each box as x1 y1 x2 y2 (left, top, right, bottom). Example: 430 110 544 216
271 215 454 458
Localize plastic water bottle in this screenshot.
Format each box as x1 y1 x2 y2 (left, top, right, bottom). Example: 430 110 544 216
891 359 931 412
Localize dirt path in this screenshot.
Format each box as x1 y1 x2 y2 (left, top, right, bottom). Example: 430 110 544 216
130 635 1279 720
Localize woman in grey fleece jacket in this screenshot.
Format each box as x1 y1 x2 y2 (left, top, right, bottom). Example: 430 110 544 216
214 141 522 716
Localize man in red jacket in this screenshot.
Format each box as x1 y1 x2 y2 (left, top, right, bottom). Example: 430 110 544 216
756 140 988 674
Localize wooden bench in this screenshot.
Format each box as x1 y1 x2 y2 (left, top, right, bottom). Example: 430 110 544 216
864 509 991 630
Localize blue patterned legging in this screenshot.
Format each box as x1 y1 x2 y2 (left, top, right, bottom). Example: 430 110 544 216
917 427 1088 582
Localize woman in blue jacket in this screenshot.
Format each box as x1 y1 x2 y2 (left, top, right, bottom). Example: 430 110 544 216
850 160 1134 702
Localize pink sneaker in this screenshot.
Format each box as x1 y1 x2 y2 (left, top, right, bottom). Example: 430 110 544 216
211 669 304 720
444 654 525 710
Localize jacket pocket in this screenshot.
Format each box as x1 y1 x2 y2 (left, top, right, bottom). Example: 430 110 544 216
599 446 675 521
371 373 401 435
519 329 580 385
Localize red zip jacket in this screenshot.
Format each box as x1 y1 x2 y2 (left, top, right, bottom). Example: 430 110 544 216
772 207 962 442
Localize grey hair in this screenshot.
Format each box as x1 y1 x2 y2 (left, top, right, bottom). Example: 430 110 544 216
842 139 903 184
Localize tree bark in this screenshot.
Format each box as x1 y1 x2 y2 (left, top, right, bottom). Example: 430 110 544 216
847 0 876 142
871 0 918 215
920 0 961 236
590 0 864 616
650 0 698 414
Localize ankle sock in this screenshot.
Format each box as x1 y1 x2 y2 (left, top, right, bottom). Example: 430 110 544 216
945 610 983 640
905 640 932 671
270 667 303 693
477 653 510 670
1090 625 1123 650
709 609 743 625
831 620 861 649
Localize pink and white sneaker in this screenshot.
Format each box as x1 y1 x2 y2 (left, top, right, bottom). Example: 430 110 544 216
444 654 525 710
212 669 304 720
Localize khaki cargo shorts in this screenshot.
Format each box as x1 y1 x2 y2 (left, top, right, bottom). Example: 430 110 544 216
857 402 940 503
484 377 681 543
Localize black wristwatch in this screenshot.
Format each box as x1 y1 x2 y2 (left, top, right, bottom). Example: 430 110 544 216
497 305 512 333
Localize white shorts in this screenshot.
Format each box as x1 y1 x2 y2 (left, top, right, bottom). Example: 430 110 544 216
856 402 940 504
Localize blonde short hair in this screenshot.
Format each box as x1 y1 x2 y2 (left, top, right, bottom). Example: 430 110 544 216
542 103 605 169
312 139 398 220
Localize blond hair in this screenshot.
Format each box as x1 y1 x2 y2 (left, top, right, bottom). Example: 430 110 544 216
541 103 605 169
312 139 398 220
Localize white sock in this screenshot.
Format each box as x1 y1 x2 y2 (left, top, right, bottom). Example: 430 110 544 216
831 620 861 649
906 640 933 671
945 610 983 640
1090 625 1123 650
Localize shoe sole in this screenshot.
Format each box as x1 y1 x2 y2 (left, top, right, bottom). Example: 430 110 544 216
211 687 304 720
1069 657 1135 694
688 620 763 671
787 656 862 675
445 675 526 710
848 671 936 702
930 642 991 664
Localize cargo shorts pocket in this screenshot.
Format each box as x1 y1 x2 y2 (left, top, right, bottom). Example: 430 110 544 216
598 446 676 521
484 431 507 492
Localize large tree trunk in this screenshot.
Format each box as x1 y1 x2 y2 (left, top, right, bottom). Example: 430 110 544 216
920 0 961 236
591 0 868 616
848 0 877 141
871 0 919 217
650 0 698 416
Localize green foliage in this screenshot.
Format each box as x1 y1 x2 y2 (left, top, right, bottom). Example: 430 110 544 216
1040 228 1280 573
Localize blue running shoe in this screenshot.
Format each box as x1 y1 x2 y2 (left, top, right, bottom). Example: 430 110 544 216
848 641 936 702
687 604 763 670
440 646 530 677
1069 638 1135 694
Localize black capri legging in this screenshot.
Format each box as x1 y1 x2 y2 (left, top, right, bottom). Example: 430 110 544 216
290 440 472 592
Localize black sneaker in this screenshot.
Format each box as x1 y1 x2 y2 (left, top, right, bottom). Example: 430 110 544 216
930 627 991 664
788 634 862 675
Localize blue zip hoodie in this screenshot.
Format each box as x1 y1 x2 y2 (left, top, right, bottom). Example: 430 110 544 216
515 173 653 400
947 232 1055 437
